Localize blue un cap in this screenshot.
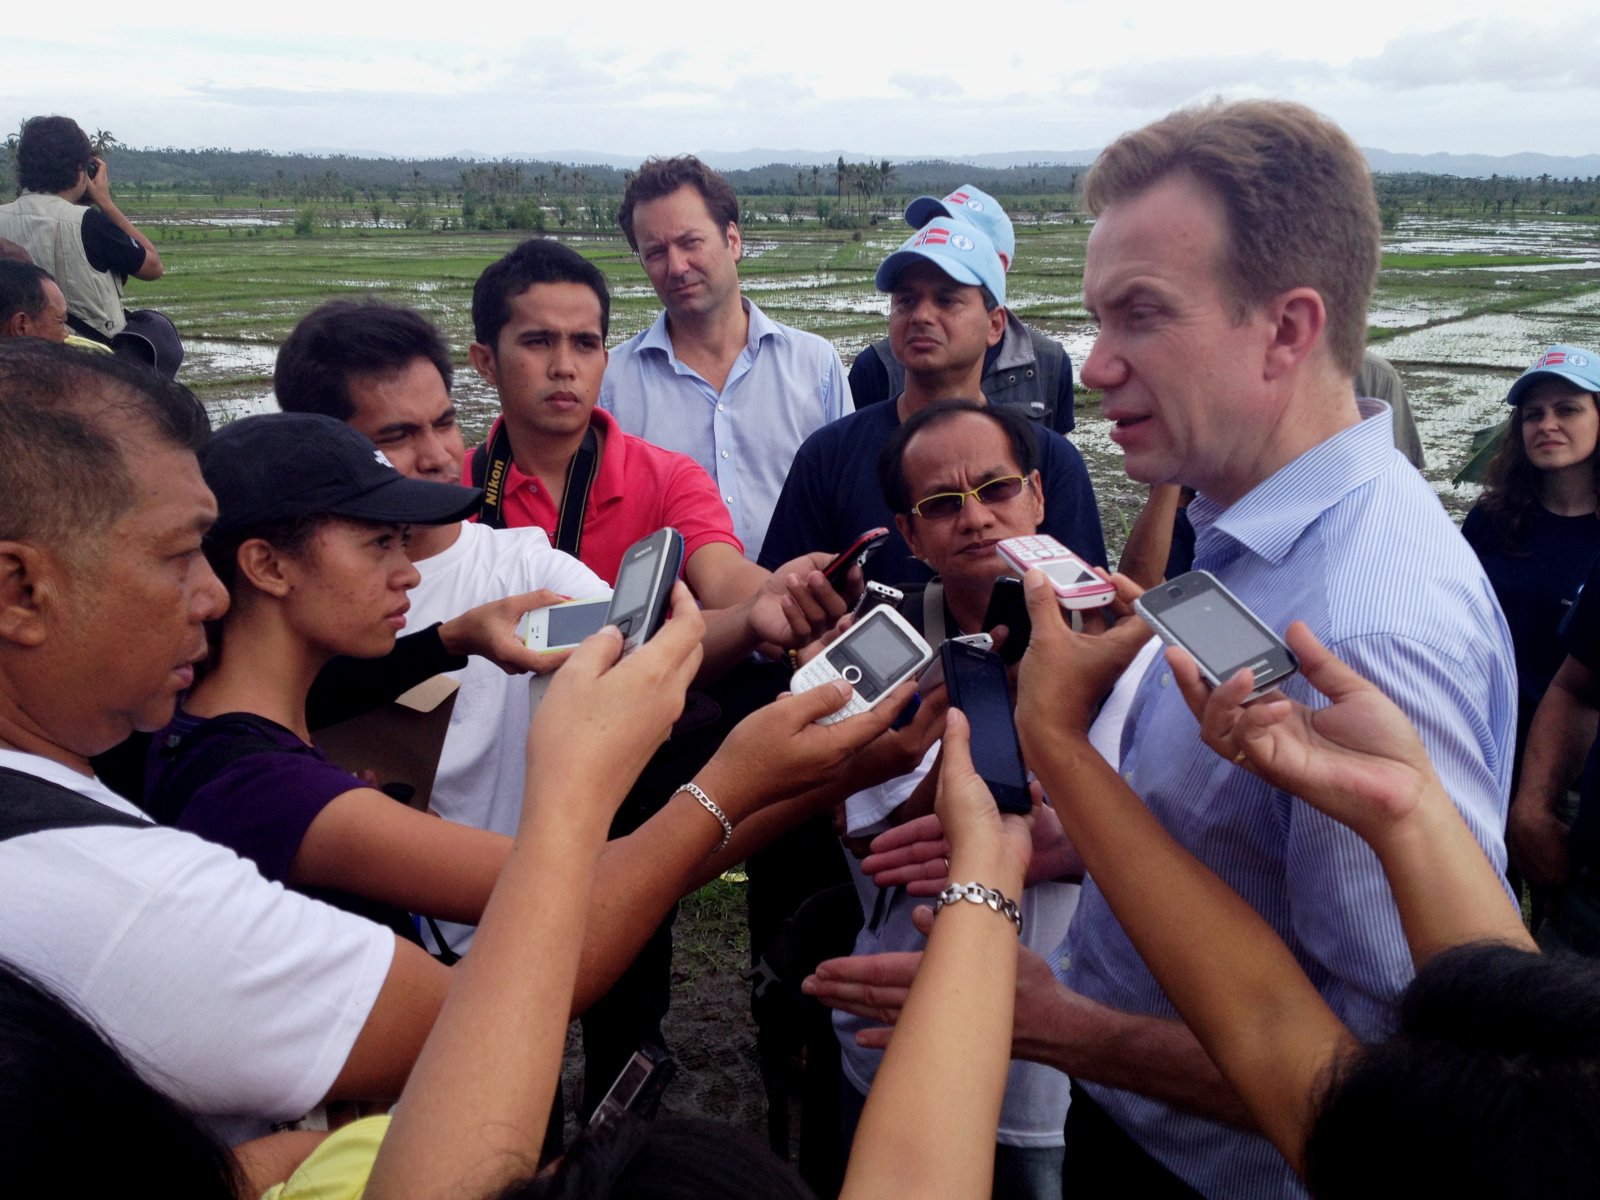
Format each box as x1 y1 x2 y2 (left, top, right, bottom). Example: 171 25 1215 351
905 185 1016 267
1505 344 1600 406
875 216 1007 308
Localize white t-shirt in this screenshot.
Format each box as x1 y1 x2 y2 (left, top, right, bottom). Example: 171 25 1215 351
835 747 1078 1149
406 522 609 952
0 749 395 1145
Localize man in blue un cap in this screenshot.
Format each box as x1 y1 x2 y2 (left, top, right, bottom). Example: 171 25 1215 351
760 212 1103 595
847 184 1077 434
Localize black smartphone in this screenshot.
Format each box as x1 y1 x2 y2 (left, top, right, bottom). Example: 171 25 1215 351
1133 570 1298 700
981 576 1032 665
823 527 890 592
942 640 1031 814
606 528 684 655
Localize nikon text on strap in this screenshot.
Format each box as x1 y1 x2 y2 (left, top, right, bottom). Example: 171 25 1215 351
471 419 599 556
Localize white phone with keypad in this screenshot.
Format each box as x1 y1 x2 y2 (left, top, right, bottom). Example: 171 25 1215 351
789 606 934 725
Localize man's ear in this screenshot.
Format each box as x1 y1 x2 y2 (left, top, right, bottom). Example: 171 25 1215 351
1262 287 1326 381
894 512 921 562
2 312 26 338
467 341 499 388
233 539 295 599
0 541 60 648
986 305 1007 348
727 222 743 265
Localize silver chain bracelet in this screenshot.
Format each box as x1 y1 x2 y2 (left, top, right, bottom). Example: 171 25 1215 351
933 881 1023 935
674 781 732 855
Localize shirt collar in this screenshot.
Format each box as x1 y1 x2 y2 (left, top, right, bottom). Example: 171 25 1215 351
1189 398 1395 567
637 296 782 364
493 406 628 510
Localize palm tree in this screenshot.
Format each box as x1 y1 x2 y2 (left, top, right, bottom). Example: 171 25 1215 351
90 129 119 156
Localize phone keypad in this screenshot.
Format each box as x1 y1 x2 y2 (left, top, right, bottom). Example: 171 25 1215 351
1000 535 1066 561
816 690 870 725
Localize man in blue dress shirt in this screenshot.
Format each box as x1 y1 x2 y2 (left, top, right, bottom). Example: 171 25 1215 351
809 99 1516 1200
601 156 852 562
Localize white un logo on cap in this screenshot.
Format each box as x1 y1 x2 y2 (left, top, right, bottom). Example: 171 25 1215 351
966 199 985 212
951 234 974 251
1572 353 1591 368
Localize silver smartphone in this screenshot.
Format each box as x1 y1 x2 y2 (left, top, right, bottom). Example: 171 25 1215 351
1134 570 1298 700
606 528 685 655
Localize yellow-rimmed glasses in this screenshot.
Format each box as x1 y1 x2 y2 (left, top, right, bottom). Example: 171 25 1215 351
908 474 1031 520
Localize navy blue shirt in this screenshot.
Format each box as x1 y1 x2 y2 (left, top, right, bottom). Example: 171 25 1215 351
758 399 1104 587
1462 502 1600 748
1559 558 1600 869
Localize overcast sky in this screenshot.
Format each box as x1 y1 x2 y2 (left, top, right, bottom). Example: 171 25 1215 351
6 0 1597 161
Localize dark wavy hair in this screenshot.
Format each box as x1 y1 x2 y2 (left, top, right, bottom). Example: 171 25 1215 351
275 300 454 421
1305 943 1600 1199
1475 384 1600 553
16 116 94 193
499 1115 815 1200
0 959 240 1198
617 156 740 252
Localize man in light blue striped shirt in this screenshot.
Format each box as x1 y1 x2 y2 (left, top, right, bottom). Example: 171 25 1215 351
1025 101 1517 1198
602 156 852 562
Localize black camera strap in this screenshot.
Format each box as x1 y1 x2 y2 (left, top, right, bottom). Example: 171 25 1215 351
471 419 599 558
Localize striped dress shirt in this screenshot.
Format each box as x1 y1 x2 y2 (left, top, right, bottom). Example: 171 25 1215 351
1062 400 1516 1198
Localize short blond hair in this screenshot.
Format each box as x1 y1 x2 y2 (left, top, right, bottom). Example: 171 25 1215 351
1086 99 1379 376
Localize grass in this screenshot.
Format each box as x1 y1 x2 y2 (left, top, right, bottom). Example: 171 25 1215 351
1381 252 1581 270
675 874 751 987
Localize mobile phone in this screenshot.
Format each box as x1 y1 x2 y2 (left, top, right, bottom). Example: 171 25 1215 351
519 596 612 651
586 1044 677 1130
606 528 684 655
1134 570 1298 700
852 580 904 619
996 535 1116 610
981 576 1032 664
86 158 99 179
823 527 890 591
789 605 933 726
916 632 994 692
942 640 1031 814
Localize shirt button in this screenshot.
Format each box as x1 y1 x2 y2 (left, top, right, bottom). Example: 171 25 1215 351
720 450 730 458
717 404 726 411
725 495 734 504
1160 673 1172 687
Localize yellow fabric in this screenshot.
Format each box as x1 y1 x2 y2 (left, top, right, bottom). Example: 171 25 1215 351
64 334 114 355
260 1114 390 1200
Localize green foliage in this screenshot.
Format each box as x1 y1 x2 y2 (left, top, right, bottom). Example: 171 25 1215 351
292 207 317 237
1453 417 1511 486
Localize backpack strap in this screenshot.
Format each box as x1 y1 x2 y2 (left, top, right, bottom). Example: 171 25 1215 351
0 766 150 841
146 714 305 827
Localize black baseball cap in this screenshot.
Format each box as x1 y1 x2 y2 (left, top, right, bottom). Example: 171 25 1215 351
200 412 482 537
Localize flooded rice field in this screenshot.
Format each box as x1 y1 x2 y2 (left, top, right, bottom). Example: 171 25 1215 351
161 211 1600 554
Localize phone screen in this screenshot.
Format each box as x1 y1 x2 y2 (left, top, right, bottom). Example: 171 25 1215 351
1042 559 1099 587
834 612 925 699
945 644 1030 813
610 553 654 617
1154 592 1278 673
546 600 611 646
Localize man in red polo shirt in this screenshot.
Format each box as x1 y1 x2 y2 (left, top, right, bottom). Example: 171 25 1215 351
462 237 855 1119
464 238 777 606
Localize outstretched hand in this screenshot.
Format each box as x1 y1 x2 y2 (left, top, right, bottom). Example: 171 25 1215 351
525 582 704 830
439 589 582 676
697 678 924 823
1169 621 1439 837
1016 569 1154 737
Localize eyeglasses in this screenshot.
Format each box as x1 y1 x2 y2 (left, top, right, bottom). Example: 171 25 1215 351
908 474 1031 520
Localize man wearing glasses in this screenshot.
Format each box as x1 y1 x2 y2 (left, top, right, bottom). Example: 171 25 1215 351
760 215 1104 586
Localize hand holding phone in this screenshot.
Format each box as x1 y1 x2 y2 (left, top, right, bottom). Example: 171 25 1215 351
606 528 685 655
789 606 933 725
996 536 1115 610
823 527 890 592
1134 570 1297 701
